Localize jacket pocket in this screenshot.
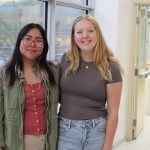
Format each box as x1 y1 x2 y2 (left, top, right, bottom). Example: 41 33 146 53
4 109 19 150
4 119 18 150
5 109 18 121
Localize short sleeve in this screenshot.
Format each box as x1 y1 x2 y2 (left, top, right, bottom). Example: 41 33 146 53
108 62 122 84
60 53 68 74
60 53 66 66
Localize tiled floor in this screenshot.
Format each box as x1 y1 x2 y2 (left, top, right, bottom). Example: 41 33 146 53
114 115 150 150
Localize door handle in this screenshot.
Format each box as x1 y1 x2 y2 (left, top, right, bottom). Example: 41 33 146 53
134 68 150 78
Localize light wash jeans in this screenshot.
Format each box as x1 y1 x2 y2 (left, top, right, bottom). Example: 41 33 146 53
57 116 106 150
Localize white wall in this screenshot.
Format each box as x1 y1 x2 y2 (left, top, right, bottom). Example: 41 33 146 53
94 0 118 53
94 0 132 146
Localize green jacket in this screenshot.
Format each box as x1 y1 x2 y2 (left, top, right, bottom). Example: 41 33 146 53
0 64 59 150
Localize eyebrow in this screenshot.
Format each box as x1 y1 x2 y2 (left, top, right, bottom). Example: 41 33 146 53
25 35 43 39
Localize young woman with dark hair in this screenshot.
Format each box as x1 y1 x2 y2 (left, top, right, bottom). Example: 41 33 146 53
0 23 59 150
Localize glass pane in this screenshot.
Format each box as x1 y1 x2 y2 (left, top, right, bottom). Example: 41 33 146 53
56 5 85 60
136 7 148 69
147 10 150 66
0 0 45 66
139 17 147 68
147 22 150 65
60 0 87 5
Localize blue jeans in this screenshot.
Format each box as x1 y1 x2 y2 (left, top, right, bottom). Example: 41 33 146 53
57 116 106 150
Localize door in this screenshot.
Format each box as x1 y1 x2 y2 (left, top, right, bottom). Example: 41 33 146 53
127 3 150 140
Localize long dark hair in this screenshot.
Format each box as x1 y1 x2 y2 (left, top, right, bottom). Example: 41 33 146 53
5 23 56 87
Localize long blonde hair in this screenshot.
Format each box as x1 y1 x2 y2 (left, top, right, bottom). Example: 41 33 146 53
65 15 123 81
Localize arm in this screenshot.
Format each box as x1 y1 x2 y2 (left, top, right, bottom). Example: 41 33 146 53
103 82 122 150
0 71 5 148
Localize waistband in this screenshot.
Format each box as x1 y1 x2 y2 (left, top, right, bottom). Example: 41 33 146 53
59 116 106 129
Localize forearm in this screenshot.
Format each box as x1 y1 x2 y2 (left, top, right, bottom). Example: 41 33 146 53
103 113 118 150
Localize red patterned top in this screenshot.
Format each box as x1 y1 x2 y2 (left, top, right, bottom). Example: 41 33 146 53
23 82 47 135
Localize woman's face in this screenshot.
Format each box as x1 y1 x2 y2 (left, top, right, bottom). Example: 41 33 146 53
20 28 44 63
74 19 97 55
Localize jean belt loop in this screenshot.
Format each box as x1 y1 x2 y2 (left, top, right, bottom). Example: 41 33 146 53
92 119 95 128
68 120 71 129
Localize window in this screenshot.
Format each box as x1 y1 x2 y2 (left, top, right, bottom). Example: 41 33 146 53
0 0 45 66
55 5 85 60
0 0 94 64
137 5 150 69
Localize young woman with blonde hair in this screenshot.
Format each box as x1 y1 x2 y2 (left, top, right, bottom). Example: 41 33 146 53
58 15 123 150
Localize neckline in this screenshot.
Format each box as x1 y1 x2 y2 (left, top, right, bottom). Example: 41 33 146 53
81 59 94 64
24 82 41 86
80 60 94 70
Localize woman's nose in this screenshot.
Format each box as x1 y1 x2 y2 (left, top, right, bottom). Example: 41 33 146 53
82 32 88 37
30 40 36 47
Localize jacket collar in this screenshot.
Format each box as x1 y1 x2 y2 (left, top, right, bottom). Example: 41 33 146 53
16 65 49 86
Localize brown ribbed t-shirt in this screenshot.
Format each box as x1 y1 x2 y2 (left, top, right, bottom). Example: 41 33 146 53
59 54 122 120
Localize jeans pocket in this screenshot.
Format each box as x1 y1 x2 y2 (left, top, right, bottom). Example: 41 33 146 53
96 118 107 132
59 118 70 131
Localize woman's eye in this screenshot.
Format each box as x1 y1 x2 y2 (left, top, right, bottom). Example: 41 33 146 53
36 39 43 43
88 30 94 32
26 37 32 41
77 31 82 34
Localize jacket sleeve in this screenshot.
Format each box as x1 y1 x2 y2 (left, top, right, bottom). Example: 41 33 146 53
0 69 5 147
53 61 61 103
52 61 61 104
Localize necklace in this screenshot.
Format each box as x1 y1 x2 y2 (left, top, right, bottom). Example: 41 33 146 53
85 65 89 69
